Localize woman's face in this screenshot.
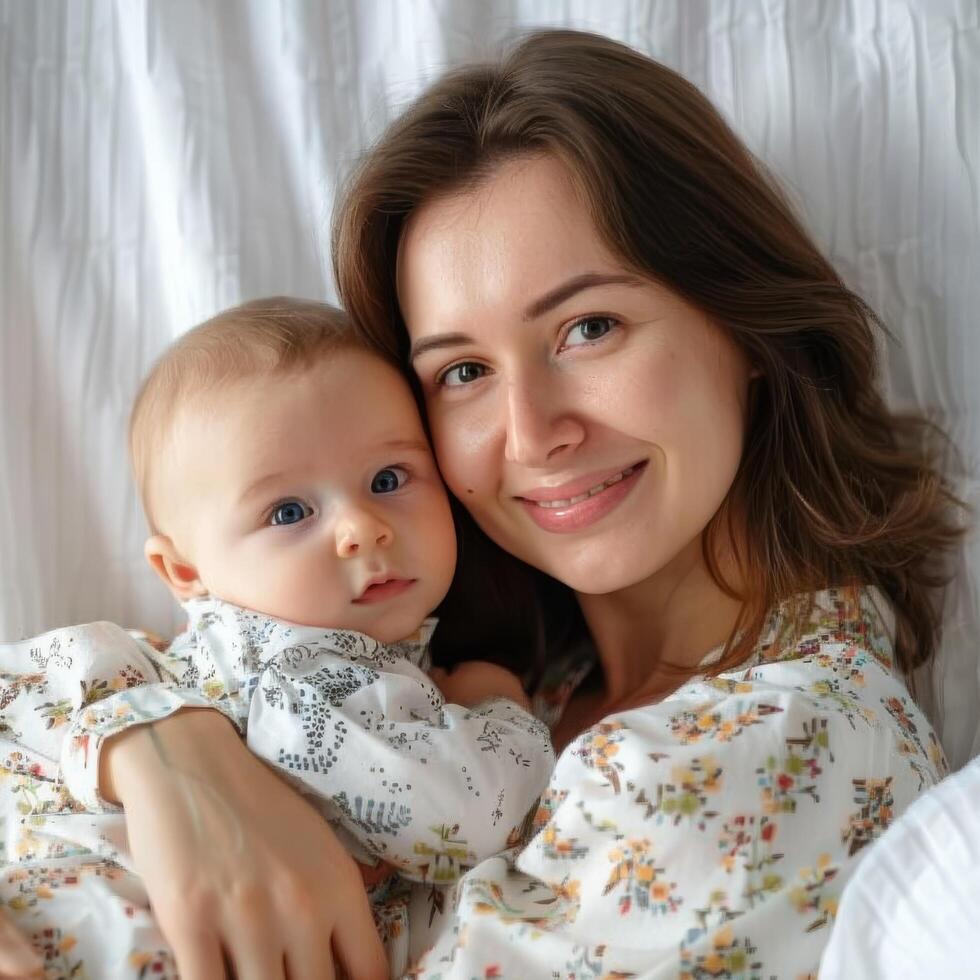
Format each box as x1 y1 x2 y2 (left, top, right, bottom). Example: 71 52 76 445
397 154 755 596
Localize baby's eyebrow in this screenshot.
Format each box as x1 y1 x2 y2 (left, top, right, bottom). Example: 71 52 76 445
238 470 285 505
378 438 431 454
235 441 430 506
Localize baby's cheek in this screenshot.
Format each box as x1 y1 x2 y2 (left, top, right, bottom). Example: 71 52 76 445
256 551 324 619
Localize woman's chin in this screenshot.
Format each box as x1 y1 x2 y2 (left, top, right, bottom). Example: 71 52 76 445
477 509 677 596
523 547 661 597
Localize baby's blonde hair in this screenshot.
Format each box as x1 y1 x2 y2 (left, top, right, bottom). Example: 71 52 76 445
130 296 366 531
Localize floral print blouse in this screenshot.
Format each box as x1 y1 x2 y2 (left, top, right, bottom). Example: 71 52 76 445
0 586 945 978
0 598 553 978
407 585 946 978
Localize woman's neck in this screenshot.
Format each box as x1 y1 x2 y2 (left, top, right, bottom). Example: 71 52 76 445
576 537 745 711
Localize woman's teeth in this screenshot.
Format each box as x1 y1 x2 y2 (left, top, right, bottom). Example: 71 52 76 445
533 464 639 509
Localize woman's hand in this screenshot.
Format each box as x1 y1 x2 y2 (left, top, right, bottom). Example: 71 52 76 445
0 909 42 978
101 708 389 980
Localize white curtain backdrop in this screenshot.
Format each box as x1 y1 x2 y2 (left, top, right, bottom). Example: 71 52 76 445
2 0 978 764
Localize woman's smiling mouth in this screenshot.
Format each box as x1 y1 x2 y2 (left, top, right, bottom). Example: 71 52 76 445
516 461 648 532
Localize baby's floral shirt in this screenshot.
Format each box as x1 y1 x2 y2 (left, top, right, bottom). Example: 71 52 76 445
0 598 553 978
408 586 946 978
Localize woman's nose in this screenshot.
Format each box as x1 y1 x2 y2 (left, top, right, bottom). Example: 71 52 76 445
503 374 585 466
335 507 394 558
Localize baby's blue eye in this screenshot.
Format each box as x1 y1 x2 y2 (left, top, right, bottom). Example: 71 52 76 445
371 467 407 494
564 316 615 347
271 500 311 526
440 362 487 387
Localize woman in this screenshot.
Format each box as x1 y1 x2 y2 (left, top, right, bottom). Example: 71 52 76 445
0 28 965 980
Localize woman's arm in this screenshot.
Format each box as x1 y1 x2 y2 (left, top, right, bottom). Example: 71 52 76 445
101 708 388 980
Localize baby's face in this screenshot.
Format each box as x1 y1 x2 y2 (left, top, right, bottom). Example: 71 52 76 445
164 348 457 642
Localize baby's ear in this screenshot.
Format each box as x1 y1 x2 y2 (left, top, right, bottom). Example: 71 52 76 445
144 535 208 601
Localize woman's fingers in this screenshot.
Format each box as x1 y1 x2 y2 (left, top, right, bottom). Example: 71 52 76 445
223 895 288 980
165 926 227 980
331 891 389 980
284 926 335 980
0 910 42 978
106 711 387 980
228 944 287 980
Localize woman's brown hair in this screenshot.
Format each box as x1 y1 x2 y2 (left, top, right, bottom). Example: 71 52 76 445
332 28 967 683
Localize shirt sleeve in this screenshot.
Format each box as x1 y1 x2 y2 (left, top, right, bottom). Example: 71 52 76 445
0 621 238 814
244 645 556 883
61 625 247 812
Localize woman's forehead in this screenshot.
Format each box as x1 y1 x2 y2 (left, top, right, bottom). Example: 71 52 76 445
402 155 591 249
397 155 625 333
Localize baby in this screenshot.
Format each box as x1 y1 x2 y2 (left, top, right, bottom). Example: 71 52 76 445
0 298 554 978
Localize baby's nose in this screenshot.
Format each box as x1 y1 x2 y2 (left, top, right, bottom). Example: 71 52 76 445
335 511 393 558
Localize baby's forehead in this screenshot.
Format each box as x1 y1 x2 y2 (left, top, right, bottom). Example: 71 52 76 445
174 352 427 453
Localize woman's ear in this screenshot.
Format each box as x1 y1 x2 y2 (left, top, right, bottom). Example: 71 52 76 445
144 535 208 601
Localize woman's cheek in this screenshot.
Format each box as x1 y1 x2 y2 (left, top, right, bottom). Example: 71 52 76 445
586 352 680 442
429 403 499 500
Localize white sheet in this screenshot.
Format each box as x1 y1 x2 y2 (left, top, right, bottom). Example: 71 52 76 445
821 751 980 978
2 0 978 764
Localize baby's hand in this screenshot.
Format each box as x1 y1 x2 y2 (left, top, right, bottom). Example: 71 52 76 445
429 661 530 711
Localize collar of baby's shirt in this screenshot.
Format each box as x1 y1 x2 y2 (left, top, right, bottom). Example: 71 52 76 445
378 617 438 663
177 596 438 656
180 594 222 616
178 593 240 628
404 616 438 650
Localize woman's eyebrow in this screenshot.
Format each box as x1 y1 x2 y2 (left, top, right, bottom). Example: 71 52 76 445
523 272 643 320
409 273 643 362
410 332 472 361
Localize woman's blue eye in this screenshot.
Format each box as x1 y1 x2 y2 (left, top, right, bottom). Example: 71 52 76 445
271 500 311 526
440 362 487 387
564 316 615 347
371 467 407 494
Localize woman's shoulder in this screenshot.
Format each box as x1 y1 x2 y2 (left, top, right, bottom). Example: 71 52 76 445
704 584 907 714
534 584 898 728
537 584 946 792
594 584 946 789
745 584 897 673
516 589 946 977
547 585 944 842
